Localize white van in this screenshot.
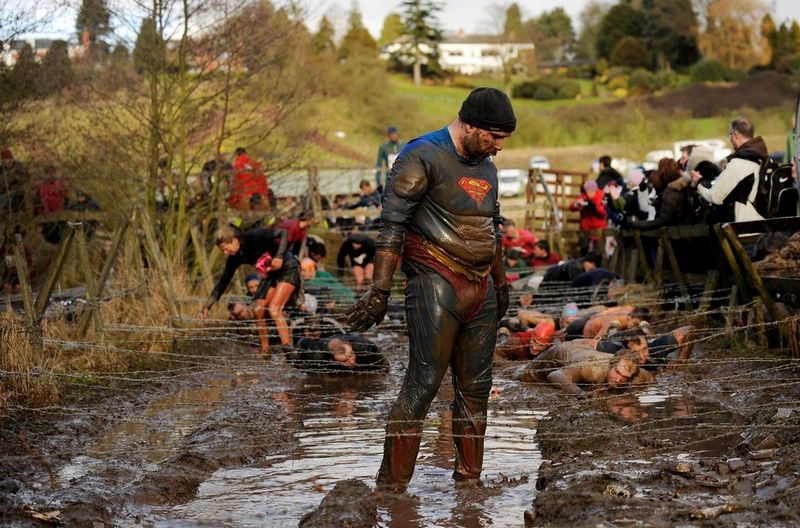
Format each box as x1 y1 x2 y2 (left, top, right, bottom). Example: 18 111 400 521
673 139 731 164
498 169 527 197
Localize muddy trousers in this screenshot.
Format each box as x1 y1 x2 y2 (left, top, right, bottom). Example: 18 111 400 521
376 271 497 491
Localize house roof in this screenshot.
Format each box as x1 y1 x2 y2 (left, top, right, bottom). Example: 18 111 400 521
440 33 533 45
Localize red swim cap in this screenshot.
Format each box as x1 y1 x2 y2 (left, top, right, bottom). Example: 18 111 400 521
531 322 556 345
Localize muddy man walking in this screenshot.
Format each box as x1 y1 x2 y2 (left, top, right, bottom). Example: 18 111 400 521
347 87 515 492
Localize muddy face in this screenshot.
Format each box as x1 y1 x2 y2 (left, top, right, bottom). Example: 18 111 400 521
607 363 636 388
219 238 240 256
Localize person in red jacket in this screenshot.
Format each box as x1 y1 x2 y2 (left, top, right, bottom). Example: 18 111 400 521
501 218 538 260
228 147 268 210
570 180 607 255
530 240 561 267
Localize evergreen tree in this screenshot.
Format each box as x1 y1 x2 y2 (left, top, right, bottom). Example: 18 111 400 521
379 13 404 46
40 40 74 95
641 0 699 70
595 3 645 60
400 0 442 85
133 17 162 75
504 3 523 39
610 36 650 69
11 43 39 99
76 0 111 45
312 16 335 54
339 5 377 60
575 1 609 60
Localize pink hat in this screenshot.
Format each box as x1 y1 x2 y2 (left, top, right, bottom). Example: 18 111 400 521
626 169 645 188
584 181 598 192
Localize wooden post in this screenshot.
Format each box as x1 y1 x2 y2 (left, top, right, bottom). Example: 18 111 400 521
76 219 128 338
632 230 652 283
661 229 692 311
33 225 76 319
725 285 738 333
653 236 665 289
307 166 322 219
713 224 746 302
126 222 151 316
12 235 36 328
137 207 180 319
190 225 214 291
721 224 783 324
698 270 718 313
754 302 768 349
73 223 103 337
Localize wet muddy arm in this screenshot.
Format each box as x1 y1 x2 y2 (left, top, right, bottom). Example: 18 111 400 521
491 200 508 319
547 368 584 397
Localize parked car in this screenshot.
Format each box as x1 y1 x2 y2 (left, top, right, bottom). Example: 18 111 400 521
529 156 551 170
498 169 526 197
672 139 731 164
642 149 674 171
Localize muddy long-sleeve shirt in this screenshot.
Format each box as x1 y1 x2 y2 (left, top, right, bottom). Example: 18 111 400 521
204 227 289 309
377 126 502 280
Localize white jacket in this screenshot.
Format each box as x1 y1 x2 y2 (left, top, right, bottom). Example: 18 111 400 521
696 157 764 222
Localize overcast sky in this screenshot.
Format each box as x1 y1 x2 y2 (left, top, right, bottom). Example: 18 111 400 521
311 0 800 39
21 0 800 42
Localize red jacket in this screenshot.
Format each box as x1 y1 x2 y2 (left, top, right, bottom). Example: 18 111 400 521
502 227 538 258
531 251 561 267
36 179 68 214
570 191 607 231
229 153 268 209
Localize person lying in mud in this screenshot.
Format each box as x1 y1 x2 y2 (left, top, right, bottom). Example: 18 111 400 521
514 341 645 398
495 321 556 360
287 333 389 373
564 305 651 340
200 224 300 354
227 273 262 321
597 325 696 369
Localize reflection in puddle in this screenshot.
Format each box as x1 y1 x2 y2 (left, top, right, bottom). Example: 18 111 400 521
59 377 238 484
607 386 744 456
162 377 546 527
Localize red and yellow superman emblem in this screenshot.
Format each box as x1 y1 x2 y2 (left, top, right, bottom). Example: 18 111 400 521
458 177 492 203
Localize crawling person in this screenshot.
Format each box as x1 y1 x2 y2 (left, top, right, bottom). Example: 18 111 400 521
579 305 651 339
288 333 389 373
200 225 300 354
227 273 262 321
496 321 556 360
598 325 697 369
515 342 643 398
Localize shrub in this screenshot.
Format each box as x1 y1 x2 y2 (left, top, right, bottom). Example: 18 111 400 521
628 68 656 95
607 66 627 83
512 77 581 100
610 36 651 69
724 69 748 82
607 75 628 91
654 69 679 89
688 58 726 82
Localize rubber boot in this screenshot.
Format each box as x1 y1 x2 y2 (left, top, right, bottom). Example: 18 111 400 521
376 427 422 493
452 424 484 482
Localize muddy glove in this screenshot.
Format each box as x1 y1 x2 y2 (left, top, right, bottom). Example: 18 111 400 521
346 286 390 332
345 250 398 332
495 283 509 321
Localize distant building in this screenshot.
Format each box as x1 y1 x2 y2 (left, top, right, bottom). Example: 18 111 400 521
438 33 534 75
380 32 535 76
2 38 86 67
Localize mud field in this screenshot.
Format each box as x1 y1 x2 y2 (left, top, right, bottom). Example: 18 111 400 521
1 322 799 527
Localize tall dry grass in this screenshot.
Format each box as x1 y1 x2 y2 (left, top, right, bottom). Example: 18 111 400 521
1 234 209 411
0 313 59 411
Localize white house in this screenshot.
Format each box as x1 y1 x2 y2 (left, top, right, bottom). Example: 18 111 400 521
380 33 534 76
438 33 534 75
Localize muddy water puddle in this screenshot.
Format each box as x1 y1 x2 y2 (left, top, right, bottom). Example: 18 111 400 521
608 386 745 456
149 375 546 528
59 376 238 482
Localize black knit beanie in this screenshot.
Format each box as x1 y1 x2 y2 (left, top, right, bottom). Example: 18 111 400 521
458 87 517 133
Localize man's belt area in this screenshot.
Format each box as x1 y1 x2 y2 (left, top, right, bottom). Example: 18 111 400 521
404 231 491 282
